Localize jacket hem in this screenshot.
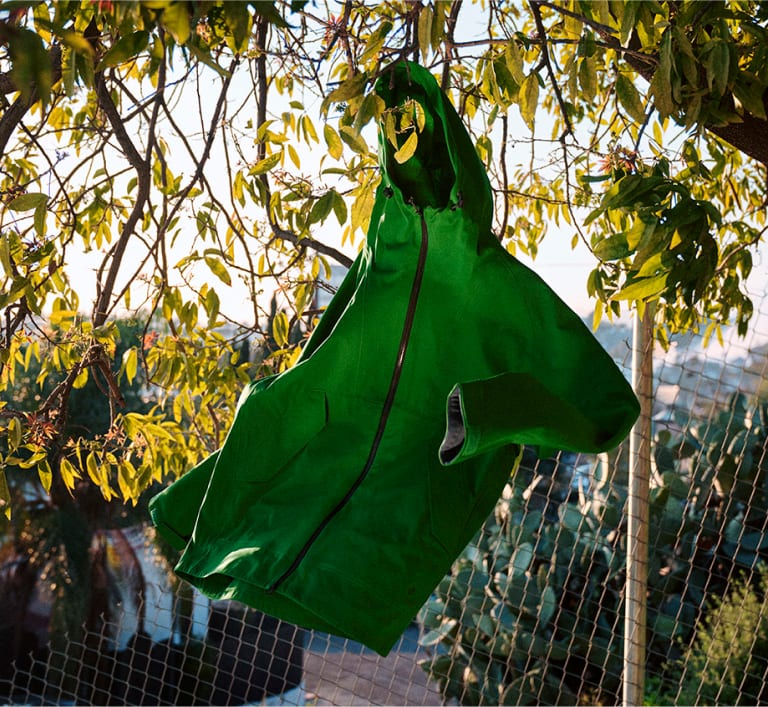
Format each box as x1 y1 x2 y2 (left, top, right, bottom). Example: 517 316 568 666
174 551 409 656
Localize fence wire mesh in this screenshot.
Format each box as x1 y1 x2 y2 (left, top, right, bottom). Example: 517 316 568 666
2 278 768 706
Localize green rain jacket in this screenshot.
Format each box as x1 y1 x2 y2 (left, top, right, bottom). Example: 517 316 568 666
150 62 639 656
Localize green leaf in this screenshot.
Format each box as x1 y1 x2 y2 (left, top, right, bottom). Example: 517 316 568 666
9 27 52 105
420 619 458 647
493 57 518 102
97 30 150 70
593 233 632 261
519 73 539 130
650 30 675 116
418 4 433 61
8 192 47 212
393 131 418 163
510 542 533 575
732 80 768 120
38 458 52 494
324 73 367 108
339 125 369 155
324 123 344 160
253 1 289 29
613 273 668 301
250 152 281 176
359 21 393 64
185 43 231 78
123 347 138 385
616 73 646 123
354 92 384 133
331 190 347 225
34 202 46 237
161 2 191 45
61 45 76 96
223 2 252 53
539 585 557 625
619 2 636 44
308 191 335 225
204 255 232 286
578 57 597 103
707 41 730 97
482 59 504 105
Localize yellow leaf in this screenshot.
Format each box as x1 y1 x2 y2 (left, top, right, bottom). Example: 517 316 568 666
519 73 539 130
0 469 10 519
302 114 319 143
505 40 525 85
250 152 281 176
592 298 604 331
123 347 138 385
0 233 11 276
73 367 89 389
60 30 95 57
86 452 100 485
38 458 52 494
324 124 343 160
288 143 300 169
393 131 418 164
418 5 433 62
7 417 22 451
273 311 289 347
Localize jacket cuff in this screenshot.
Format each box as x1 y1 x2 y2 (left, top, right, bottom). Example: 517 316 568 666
438 371 638 466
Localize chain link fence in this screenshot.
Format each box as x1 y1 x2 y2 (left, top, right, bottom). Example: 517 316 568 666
2 276 768 705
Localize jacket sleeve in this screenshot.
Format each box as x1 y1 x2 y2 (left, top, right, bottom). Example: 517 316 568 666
439 256 640 465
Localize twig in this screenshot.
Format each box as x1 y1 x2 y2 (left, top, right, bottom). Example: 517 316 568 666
529 0 573 142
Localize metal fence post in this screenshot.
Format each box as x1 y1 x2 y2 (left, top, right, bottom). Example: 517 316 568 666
624 304 654 706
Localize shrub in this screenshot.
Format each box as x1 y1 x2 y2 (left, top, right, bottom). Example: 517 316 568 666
648 565 768 705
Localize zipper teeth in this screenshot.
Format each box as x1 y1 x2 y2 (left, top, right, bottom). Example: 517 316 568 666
267 213 430 594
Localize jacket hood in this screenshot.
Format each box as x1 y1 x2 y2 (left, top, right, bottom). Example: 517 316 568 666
374 62 492 227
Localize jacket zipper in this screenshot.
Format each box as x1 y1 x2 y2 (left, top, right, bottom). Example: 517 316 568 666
267 211 429 594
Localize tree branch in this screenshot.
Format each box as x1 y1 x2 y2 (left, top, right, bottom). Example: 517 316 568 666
92 71 151 326
529 0 573 142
